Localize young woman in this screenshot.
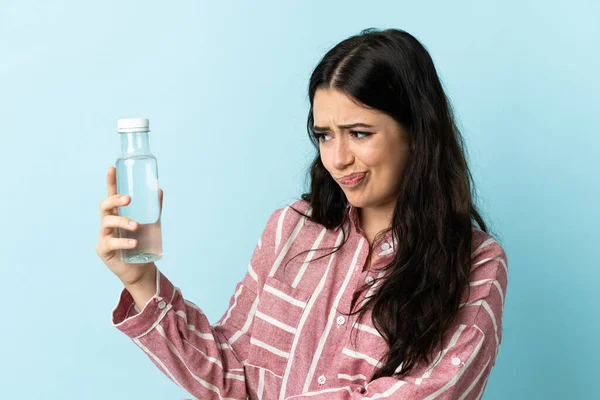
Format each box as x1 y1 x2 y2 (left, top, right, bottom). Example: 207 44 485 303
96 28 508 399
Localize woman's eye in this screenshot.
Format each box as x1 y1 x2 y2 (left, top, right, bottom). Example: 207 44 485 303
351 131 372 139
314 133 331 142
314 131 371 142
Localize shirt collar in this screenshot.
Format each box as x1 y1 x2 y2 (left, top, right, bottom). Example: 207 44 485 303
334 203 398 255
334 202 356 232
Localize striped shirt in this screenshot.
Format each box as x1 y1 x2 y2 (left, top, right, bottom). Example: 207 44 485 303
112 199 508 399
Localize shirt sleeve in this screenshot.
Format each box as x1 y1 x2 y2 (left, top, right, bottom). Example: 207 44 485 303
286 245 508 400
111 207 283 400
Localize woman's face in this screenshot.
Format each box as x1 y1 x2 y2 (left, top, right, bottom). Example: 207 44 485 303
312 88 410 211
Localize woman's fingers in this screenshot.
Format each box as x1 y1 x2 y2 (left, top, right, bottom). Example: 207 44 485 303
100 193 130 217
107 166 117 196
101 214 138 236
95 235 137 259
102 237 138 252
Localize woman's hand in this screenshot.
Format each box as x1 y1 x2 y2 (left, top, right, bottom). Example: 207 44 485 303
95 166 163 287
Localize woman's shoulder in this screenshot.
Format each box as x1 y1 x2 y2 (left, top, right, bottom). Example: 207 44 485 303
264 199 311 224
471 227 507 263
469 227 508 297
251 199 319 278
285 198 312 216
260 199 314 241
455 227 509 344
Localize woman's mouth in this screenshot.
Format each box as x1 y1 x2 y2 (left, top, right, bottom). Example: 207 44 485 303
337 172 367 187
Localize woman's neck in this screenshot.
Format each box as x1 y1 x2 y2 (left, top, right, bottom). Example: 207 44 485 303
357 203 395 246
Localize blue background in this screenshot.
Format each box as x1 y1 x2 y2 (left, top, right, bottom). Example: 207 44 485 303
0 1 598 399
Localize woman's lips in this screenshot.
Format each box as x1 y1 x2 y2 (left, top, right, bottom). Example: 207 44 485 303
337 172 367 186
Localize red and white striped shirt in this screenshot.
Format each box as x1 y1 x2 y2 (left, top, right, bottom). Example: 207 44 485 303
112 200 508 399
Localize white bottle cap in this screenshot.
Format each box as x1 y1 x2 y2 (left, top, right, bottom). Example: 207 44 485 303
118 118 150 133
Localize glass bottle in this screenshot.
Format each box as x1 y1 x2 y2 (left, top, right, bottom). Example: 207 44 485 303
115 118 163 264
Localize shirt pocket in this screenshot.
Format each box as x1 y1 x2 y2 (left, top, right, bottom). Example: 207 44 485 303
247 276 313 377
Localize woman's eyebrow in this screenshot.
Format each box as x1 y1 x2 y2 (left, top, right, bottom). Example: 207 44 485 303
313 123 375 132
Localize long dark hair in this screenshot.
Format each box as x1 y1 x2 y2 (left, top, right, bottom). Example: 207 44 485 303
287 28 494 380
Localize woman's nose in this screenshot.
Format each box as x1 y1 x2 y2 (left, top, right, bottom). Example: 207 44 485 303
332 138 354 169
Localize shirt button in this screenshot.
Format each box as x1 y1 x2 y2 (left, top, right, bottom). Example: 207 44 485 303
158 300 167 309
317 375 326 385
381 242 391 251
365 276 374 285
452 357 461 366
336 316 345 325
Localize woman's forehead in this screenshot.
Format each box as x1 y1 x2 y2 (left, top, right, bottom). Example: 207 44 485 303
313 88 383 127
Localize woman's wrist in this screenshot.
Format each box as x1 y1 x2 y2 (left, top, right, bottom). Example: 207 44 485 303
123 264 158 311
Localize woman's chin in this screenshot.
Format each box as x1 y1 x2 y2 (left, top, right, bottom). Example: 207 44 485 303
344 196 368 209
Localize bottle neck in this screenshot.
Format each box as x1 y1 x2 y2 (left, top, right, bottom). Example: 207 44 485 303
120 131 152 156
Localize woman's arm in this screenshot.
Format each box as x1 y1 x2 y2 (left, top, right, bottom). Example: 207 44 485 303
111 208 283 399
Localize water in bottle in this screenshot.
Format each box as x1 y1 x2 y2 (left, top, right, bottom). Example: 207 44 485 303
115 118 163 264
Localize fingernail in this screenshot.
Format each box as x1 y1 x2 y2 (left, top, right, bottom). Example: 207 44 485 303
120 195 128 201
128 220 137 227
128 240 136 245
